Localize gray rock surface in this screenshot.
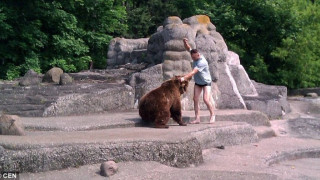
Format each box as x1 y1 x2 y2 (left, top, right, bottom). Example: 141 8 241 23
0 114 25 136
305 92 318 98
107 38 148 67
0 83 134 117
226 51 240 65
229 64 258 96
100 161 118 177
59 73 73 85
243 81 291 119
42 67 64 83
0 134 203 172
0 145 4 155
288 118 320 139
129 64 163 108
129 15 252 110
0 109 269 173
215 62 246 109
19 69 43 86
42 84 134 116
288 87 320 96
15 97 320 180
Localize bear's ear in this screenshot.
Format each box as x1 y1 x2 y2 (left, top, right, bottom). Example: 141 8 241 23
173 75 181 80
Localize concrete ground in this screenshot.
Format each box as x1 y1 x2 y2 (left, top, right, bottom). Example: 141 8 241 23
12 97 320 179
20 136 320 180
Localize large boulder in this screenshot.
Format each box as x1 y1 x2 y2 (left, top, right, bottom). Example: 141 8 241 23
19 69 43 86
129 64 163 108
42 67 64 84
59 73 73 85
0 114 25 136
0 82 135 117
227 51 258 97
43 84 134 116
243 81 291 119
128 15 248 110
107 38 149 67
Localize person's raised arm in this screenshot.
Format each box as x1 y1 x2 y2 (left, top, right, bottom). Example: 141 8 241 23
183 38 192 51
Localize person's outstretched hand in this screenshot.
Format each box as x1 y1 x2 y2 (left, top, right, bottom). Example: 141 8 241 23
183 38 188 43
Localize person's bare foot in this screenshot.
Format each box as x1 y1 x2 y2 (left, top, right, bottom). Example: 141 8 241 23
209 115 216 124
190 120 200 124
190 117 200 124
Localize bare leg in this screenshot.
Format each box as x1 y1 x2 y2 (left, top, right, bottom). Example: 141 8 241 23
190 85 203 124
203 86 215 123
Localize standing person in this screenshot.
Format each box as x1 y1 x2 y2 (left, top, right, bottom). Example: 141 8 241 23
180 38 215 124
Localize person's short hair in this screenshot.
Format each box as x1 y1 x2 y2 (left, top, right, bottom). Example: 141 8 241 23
190 49 198 55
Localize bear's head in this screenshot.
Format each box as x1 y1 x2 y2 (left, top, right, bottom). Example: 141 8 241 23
172 76 189 94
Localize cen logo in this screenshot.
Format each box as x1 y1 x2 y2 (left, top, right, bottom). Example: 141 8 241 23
0 172 19 179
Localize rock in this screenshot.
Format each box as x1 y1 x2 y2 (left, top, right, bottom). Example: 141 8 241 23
19 69 42 86
243 81 290 119
229 65 258 96
0 114 25 136
100 161 118 177
107 38 149 67
42 67 64 84
305 93 318 98
42 84 134 116
288 87 320 97
129 64 163 108
0 82 135 117
226 51 240 65
59 73 73 85
288 118 320 139
215 63 246 109
0 145 4 155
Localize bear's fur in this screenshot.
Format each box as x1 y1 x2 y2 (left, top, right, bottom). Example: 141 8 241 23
139 76 189 128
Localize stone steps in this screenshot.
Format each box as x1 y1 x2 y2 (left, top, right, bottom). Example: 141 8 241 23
0 122 258 173
0 109 274 173
21 109 270 131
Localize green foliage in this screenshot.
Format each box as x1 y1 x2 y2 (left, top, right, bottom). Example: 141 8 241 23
0 0 127 79
125 0 179 38
270 0 320 88
248 54 269 83
6 64 21 80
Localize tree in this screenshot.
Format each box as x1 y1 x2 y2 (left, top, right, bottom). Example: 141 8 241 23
194 0 304 86
124 0 180 38
271 0 320 88
0 0 127 79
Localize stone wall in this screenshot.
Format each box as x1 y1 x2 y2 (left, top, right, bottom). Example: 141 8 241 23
0 83 134 117
107 38 149 67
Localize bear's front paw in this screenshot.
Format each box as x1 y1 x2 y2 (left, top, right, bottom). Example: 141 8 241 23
155 125 169 128
179 122 187 126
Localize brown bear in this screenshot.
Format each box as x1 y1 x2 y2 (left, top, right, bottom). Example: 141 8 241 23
139 76 189 128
